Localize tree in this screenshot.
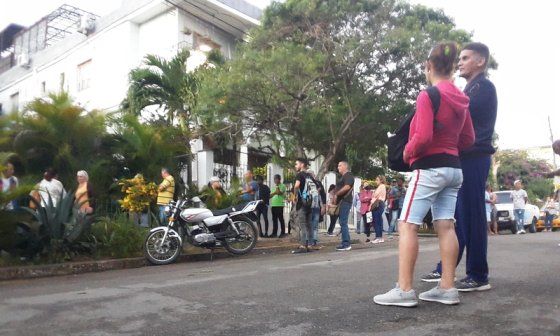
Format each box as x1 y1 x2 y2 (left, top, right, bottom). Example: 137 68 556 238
495 150 554 201
9 92 108 187
197 0 473 178
123 48 224 185
109 114 185 183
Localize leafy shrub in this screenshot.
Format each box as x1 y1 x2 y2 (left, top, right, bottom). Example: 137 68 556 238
91 212 147 258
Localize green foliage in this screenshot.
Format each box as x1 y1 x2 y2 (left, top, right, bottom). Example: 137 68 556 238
496 150 553 201
91 212 147 258
110 114 185 182
197 0 475 179
123 48 225 186
199 180 242 210
17 191 94 262
10 92 107 187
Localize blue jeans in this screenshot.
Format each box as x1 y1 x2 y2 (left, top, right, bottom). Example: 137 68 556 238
545 214 554 229
311 207 321 244
355 211 363 234
158 205 167 225
436 155 491 283
514 209 525 231
388 209 400 234
373 203 385 238
338 201 352 246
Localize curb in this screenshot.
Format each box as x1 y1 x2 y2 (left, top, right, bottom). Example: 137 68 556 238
0 239 361 281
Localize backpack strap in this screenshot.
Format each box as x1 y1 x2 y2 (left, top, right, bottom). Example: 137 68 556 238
426 86 441 116
426 86 441 128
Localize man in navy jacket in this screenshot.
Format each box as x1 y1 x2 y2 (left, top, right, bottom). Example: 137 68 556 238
422 43 498 291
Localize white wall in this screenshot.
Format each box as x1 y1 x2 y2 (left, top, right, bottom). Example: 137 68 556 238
0 2 238 114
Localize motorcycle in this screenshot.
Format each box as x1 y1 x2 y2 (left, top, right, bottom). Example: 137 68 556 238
144 196 261 265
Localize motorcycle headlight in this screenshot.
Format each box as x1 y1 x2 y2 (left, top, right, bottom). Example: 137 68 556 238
164 205 173 217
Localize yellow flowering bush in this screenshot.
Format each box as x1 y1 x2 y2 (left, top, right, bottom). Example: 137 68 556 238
118 174 158 213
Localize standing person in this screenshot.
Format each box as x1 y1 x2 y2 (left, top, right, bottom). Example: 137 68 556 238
241 171 259 202
326 184 338 236
370 176 388 244
334 161 355 251
485 184 498 235
387 180 399 237
157 168 175 225
307 170 326 249
31 168 64 207
1 162 19 210
422 42 498 292
511 180 528 234
374 42 475 307
291 158 314 254
270 174 287 238
75 170 94 214
388 177 407 235
542 195 558 232
359 182 374 243
256 175 271 238
353 189 363 234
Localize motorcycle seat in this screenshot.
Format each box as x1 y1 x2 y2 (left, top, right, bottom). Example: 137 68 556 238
211 203 249 216
211 206 236 216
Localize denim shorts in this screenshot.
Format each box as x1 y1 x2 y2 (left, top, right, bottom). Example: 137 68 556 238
399 168 463 225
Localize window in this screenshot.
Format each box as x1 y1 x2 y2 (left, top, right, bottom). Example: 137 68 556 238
10 92 19 112
77 59 92 91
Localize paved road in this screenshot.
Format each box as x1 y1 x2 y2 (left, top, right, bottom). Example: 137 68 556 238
1 233 559 336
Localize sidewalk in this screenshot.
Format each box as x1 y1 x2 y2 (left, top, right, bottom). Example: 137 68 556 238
0 231 399 281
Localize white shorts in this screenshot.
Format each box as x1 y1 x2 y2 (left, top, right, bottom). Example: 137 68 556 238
399 168 463 225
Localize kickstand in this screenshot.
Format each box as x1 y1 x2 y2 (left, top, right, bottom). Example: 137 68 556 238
210 248 214 262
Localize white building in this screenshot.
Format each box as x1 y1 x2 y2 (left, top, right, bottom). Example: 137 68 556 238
0 0 275 189
0 0 260 113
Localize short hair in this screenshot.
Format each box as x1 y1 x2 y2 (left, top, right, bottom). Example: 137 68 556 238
161 167 169 174
462 42 490 67
274 174 281 180
256 175 264 182
296 157 309 167
428 42 458 76
339 161 349 169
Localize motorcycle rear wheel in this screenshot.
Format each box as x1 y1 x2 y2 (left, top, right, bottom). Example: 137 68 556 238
144 228 182 265
223 219 258 255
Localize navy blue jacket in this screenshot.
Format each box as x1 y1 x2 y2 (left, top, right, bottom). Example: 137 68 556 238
460 73 498 157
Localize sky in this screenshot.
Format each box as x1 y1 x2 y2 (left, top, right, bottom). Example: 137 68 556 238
1 0 558 150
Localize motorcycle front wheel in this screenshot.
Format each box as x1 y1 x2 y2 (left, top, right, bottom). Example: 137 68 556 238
223 219 258 255
144 228 182 265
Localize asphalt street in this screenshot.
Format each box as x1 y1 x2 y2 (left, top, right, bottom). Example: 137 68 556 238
1 232 559 336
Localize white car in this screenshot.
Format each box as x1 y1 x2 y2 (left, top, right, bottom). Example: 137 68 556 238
494 191 540 233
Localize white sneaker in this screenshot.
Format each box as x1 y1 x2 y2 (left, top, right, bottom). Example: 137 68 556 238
520 230 526 234
374 283 418 307
419 284 460 305
372 238 384 244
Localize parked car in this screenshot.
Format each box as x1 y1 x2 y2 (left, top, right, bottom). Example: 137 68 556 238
494 191 540 234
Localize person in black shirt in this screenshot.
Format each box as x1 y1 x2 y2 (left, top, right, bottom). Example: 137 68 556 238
256 175 271 238
292 158 313 254
334 161 355 251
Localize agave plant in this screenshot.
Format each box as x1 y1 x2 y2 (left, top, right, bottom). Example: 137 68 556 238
22 191 93 260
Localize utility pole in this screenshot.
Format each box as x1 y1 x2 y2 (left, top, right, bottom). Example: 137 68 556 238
548 115 557 169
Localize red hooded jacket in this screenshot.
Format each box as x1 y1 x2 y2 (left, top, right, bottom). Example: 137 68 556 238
405 80 475 167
